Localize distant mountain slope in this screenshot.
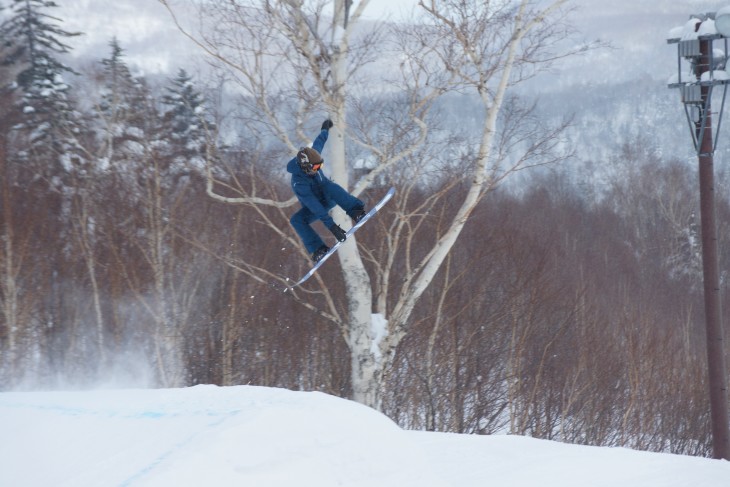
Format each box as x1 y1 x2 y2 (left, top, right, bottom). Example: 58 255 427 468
48 0 726 167
48 1 710 79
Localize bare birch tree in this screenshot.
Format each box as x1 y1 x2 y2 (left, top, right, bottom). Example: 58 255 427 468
0 86 22 380
159 0 582 409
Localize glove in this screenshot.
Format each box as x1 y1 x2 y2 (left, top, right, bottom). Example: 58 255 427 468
321 119 334 131
329 223 347 242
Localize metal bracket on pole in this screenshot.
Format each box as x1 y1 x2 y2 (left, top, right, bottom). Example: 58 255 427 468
680 82 729 156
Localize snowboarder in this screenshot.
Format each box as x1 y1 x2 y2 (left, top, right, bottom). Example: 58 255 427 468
288 119 367 263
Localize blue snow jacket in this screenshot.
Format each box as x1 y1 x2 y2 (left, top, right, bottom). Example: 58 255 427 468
287 129 339 228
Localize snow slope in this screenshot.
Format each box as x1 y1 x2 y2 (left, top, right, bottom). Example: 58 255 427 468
1 385 728 487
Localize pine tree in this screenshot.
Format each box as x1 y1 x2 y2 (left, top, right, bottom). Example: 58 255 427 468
160 69 213 175
99 38 136 118
96 38 149 167
0 0 84 170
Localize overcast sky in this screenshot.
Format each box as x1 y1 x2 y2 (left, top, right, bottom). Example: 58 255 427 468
41 0 730 80
49 0 420 74
359 0 419 19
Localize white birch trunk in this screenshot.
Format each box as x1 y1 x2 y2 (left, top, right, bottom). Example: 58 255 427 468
328 0 382 408
74 200 106 362
1 187 18 372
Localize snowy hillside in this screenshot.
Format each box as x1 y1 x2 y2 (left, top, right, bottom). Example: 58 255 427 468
1 385 728 487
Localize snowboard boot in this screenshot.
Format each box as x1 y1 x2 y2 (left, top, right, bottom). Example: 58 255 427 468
347 206 367 224
311 245 330 263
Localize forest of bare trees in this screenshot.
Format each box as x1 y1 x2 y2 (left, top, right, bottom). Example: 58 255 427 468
1 0 727 459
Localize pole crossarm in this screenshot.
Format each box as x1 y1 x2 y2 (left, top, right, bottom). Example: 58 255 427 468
668 32 730 157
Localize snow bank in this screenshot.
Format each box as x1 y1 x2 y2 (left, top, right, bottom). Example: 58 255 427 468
1 385 728 487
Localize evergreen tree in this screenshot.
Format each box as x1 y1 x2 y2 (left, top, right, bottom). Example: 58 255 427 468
96 38 149 167
0 0 84 170
99 38 136 118
160 69 213 175
0 1 88 382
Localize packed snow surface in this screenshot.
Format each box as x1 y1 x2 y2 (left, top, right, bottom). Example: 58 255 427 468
1 385 728 486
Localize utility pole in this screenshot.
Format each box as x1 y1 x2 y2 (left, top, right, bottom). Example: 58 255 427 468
696 36 730 462
668 13 730 461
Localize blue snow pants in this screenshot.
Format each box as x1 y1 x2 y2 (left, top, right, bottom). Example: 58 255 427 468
290 185 363 254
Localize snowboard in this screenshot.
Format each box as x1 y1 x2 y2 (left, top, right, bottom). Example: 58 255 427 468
284 186 395 291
